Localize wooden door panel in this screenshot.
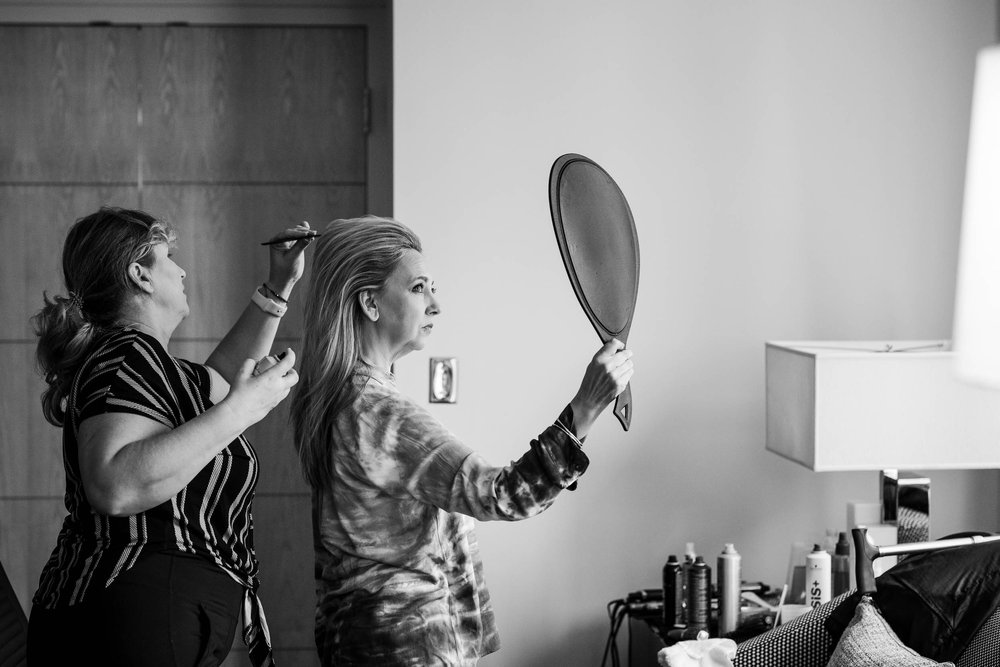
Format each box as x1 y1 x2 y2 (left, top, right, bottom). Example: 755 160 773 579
242 393 306 495
0 22 377 664
0 499 67 616
0 185 140 339
0 26 139 183
143 183 366 340
139 26 367 184
0 343 64 497
250 494 315 648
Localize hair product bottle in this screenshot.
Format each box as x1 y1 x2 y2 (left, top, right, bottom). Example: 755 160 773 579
806 543 832 608
662 554 683 629
832 532 851 597
717 543 742 636
686 556 711 630
681 542 696 623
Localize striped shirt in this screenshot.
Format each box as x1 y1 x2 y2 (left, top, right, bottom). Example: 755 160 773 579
33 327 260 608
314 365 589 666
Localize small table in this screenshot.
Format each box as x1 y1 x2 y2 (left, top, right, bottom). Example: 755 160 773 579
622 586 780 647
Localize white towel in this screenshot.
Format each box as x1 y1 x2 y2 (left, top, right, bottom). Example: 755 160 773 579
657 637 738 667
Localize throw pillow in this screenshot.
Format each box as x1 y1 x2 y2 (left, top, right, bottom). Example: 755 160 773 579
827 597 954 667
824 533 1000 661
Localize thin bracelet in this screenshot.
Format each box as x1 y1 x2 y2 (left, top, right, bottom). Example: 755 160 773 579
261 282 288 304
554 418 583 449
251 288 287 317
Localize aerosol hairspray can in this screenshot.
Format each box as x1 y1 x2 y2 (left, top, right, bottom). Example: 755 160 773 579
832 532 851 597
806 544 831 608
662 555 683 628
717 543 742 636
681 542 696 623
686 556 711 630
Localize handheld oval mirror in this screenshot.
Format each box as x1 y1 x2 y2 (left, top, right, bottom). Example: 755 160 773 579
549 153 640 431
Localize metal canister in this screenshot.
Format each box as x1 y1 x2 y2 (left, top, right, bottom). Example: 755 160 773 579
717 543 742 636
662 554 683 628
686 556 711 630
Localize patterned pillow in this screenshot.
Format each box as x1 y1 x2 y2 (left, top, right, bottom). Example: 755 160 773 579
733 593 850 667
827 597 954 667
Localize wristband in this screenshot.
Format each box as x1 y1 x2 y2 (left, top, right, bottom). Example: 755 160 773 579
251 287 287 317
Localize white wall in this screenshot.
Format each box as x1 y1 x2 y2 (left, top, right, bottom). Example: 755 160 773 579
393 2 999 665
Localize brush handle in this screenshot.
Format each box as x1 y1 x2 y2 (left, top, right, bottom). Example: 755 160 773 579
261 231 321 246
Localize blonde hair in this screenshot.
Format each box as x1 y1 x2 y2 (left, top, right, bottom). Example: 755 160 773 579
292 216 422 489
32 207 175 426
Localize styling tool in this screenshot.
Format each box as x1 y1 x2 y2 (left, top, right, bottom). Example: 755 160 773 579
261 229 321 246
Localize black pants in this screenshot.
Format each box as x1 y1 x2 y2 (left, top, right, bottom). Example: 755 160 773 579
27 550 243 667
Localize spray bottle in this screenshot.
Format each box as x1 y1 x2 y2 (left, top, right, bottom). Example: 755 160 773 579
832 532 851 597
681 542 696 623
662 554 683 628
717 543 742 636
806 543 831 608
686 556 711 630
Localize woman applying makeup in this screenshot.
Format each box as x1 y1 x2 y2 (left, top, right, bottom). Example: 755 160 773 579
27 207 311 666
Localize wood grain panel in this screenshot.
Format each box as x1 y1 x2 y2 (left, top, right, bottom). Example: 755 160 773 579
168 339 307 494
0 343 64 497
0 499 68 617
0 185 140 340
143 183 366 340
140 26 367 183
0 26 138 183
243 394 308 495
249 494 315 649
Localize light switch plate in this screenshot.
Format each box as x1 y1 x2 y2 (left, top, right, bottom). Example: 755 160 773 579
429 357 458 403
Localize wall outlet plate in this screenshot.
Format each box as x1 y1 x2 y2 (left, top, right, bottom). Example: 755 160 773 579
429 357 458 403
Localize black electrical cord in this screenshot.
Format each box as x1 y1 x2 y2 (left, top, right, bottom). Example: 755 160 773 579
627 610 634 666
600 599 630 667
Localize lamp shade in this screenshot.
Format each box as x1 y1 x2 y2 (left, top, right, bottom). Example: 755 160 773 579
765 341 1000 471
954 46 1000 389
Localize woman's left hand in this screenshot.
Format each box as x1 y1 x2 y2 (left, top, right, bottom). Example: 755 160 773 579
568 339 635 439
265 221 316 295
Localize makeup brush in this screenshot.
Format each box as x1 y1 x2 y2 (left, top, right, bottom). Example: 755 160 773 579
260 229 321 246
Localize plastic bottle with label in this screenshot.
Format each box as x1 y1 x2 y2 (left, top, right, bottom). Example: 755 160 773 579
806 543 832 608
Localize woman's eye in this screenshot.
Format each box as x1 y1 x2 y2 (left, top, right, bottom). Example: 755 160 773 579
412 284 425 293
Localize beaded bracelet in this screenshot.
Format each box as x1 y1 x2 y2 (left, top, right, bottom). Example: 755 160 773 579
260 282 288 304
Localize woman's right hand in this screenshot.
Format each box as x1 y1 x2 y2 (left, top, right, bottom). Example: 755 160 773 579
569 339 634 439
222 348 300 428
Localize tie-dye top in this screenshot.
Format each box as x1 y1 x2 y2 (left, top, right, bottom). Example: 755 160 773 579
313 364 589 666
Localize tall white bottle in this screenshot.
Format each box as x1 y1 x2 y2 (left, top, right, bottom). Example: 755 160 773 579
806 544 831 608
717 543 742 636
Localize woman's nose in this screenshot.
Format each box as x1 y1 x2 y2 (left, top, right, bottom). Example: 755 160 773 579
427 294 440 316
